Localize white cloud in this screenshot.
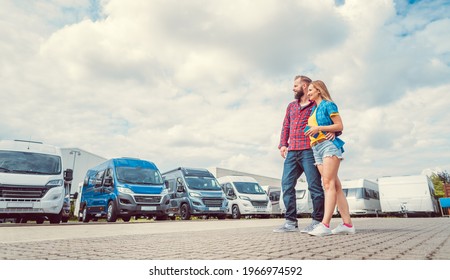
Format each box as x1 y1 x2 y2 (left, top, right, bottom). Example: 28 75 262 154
1 0 449 181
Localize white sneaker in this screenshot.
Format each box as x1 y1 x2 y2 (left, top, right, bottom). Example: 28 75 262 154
308 223 332 237
331 223 356 235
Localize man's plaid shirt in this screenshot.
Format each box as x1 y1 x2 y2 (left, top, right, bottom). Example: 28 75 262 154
278 100 314 151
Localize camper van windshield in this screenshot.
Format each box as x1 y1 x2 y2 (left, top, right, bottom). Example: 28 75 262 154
116 167 163 185
234 182 265 195
0 151 61 175
185 176 222 191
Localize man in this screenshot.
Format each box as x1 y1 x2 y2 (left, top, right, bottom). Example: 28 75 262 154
274 75 329 233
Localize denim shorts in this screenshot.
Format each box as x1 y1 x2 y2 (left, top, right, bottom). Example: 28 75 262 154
312 140 343 165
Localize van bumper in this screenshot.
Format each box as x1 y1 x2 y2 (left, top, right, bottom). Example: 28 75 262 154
116 193 169 216
0 187 64 217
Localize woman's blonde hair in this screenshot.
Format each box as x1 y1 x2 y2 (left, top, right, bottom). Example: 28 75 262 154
311 80 333 102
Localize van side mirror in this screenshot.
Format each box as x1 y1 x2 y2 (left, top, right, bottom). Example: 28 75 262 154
104 177 113 187
227 189 235 197
64 169 73 182
71 192 78 200
164 180 169 189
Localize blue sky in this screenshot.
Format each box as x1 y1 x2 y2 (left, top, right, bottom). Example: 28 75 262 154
1 0 449 181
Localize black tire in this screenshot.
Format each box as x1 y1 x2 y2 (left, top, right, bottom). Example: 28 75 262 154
77 211 83 222
61 217 69 223
122 216 131 222
180 204 191 220
217 214 226 220
82 206 91 223
169 216 176 220
107 201 117 222
154 214 168 221
48 212 62 224
35 217 44 224
231 205 241 219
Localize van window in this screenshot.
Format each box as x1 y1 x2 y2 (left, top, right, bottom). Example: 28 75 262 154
234 182 265 194
95 170 105 187
116 167 163 185
167 179 176 193
0 151 61 175
185 176 221 191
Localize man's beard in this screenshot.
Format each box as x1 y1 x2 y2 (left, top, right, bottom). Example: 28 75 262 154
295 88 304 100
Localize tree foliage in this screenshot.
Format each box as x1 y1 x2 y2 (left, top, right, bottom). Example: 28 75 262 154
431 171 449 198
431 174 444 197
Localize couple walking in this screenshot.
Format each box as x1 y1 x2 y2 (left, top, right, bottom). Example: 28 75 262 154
274 75 355 237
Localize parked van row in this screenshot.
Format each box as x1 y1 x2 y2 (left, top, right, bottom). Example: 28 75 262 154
74 159 273 223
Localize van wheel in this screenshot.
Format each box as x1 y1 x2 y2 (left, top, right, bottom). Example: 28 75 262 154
180 204 191 220
82 206 91 223
155 214 168 221
107 201 118 222
35 217 44 224
217 214 226 220
49 211 62 224
77 211 83 222
231 205 241 219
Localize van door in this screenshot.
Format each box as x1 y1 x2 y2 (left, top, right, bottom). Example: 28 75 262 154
91 170 107 212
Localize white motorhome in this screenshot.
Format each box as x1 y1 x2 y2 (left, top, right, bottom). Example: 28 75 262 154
378 175 440 217
0 140 73 224
218 176 272 219
341 179 381 216
279 182 313 217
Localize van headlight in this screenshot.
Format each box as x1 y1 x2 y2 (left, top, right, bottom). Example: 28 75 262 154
46 179 63 188
117 187 134 195
189 192 202 198
239 196 250 201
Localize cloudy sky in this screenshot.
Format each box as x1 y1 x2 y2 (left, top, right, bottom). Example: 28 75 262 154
1 0 449 181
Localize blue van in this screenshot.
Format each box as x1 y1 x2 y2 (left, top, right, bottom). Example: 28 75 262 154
78 158 170 222
161 167 228 220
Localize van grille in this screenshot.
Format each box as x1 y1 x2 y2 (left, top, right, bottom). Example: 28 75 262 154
203 198 223 207
134 195 161 204
251 200 268 207
0 185 48 199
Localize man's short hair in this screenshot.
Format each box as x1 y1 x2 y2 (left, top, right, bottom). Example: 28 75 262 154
294 75 312 84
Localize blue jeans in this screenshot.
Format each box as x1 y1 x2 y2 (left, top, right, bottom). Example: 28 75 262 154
281 149 324 222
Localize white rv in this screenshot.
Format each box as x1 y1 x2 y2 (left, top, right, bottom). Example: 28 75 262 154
341 179 381 216
0 140 73 223
218 176 271 219
378 175 440 217
279 182 313 217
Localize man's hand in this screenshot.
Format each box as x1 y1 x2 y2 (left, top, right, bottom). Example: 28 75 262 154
280 146 288 159
325 132 336 140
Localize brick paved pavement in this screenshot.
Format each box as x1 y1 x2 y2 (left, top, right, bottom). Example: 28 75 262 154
0 217 449 260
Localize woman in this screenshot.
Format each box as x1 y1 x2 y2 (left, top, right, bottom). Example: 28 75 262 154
304 80 355 236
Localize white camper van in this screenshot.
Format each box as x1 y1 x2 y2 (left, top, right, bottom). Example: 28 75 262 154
0 140 73 224
218 176 271 219
279 182 313 217
378 175 439 217
341 179 381 216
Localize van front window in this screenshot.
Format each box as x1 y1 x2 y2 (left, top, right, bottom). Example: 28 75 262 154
0 151 61 175
234 182 265 194
185 176 222 191
116 167 163 185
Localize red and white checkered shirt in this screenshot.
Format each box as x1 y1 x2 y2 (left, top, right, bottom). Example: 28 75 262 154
278 100 314 150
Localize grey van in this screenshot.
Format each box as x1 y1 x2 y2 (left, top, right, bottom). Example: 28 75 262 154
162 167 228 220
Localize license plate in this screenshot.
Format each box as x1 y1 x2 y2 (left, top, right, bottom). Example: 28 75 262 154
7 202 33 208
141 206 156 211
208 207 220 211
257 208 266 212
